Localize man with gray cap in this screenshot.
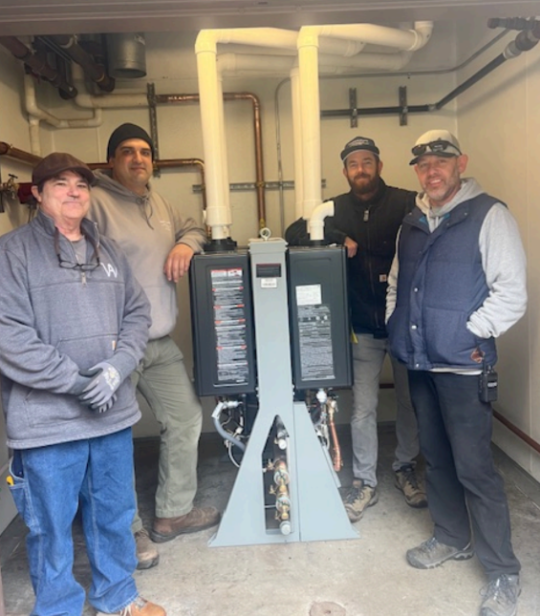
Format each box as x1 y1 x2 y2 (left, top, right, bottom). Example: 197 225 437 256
89 123 220 570
386 129 526 616
286 135 426 522
0 153 165 615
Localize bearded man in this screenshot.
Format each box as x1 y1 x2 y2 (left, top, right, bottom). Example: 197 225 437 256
285 136 424 522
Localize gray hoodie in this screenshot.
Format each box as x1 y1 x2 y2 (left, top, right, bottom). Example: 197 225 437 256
0 210 151 449
386 178 527 359
89 170 207 339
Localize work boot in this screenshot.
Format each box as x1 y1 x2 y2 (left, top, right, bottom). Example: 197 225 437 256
97 596 167 616
394 464 428 508
343 479 378 523
151 506 221 543
406 536 474 569
135 528 159 570
480 574 520 616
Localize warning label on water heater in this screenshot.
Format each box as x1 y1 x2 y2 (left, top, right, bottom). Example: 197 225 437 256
211 268 250 384
297 303 335 381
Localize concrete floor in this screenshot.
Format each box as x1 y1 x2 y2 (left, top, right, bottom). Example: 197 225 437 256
1 424 540 616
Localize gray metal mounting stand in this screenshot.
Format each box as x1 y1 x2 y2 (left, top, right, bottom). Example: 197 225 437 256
209 238 357 547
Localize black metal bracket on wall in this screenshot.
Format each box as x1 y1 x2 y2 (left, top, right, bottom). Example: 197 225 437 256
399 86 408 126
349 88 358 128
147 82 161 177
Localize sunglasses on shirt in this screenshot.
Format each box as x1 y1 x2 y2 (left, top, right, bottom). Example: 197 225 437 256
54 228 101 271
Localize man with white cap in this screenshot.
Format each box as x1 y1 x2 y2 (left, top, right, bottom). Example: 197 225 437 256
386 129 526 616
286 135 426 522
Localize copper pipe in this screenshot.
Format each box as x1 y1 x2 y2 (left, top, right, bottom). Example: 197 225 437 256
88 158 207 213
382 381 540 455
0 36 77 98
225 92 266 229
327 400 343 472
0 142 42 166
155 91 266 227
493 410 540 455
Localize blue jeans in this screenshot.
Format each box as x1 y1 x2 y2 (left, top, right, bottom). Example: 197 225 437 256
9 428 138 616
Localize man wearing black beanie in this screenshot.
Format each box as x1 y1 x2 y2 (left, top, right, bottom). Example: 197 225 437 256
88 123 220 571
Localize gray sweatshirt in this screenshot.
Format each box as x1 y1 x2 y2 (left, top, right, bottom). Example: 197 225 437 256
386 178 527 351
0 210 151 449
89 170 207 339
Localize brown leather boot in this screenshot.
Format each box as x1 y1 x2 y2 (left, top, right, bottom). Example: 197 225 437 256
151 506 221 543
134 528 159 570
97 596 166 615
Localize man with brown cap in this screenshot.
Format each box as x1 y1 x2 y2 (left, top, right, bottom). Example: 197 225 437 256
89 123 220 570
0 153 165 615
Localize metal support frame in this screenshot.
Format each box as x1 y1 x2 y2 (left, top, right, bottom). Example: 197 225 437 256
210 238 357 547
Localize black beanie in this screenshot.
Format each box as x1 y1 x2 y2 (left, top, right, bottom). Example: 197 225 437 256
106 123 155 161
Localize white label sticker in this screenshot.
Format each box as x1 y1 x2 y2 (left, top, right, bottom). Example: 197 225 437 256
296 284 322 306
261 278 278 288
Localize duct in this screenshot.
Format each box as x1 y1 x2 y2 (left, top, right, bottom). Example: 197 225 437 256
0 36 77 99
50 35 115 92
106 33 147 79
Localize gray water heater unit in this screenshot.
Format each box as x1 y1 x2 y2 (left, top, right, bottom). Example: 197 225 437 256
189 244 352 396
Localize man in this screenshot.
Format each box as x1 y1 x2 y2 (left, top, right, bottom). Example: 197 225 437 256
386 129 526 616
286 136 426 523
0 153 164 616
89 123 220 569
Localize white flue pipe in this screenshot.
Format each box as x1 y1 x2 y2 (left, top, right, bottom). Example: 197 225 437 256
298 28 323 220
29 117 41 156
309 200 334 241
290 68 304 221
195 32 232 239
216 69 231 235
317 22 433 51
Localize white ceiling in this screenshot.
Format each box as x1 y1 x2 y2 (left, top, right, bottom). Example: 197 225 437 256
0 0 539 37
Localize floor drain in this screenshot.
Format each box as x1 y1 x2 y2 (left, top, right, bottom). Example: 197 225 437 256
309 601 346 616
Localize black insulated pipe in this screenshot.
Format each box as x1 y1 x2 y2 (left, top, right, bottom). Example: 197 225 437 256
434 22 540 110
0 36 77 99
50 35 115 93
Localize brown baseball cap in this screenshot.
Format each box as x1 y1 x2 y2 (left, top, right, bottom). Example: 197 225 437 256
32 152 95 186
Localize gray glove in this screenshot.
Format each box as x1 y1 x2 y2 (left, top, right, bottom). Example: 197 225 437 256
95 393 118 414
78 362 121 408
68 370 100 396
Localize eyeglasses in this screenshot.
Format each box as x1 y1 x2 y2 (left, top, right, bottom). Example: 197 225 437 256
54 228 101 271
411 140 461 158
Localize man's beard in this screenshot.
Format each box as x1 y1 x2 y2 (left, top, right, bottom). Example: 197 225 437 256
349 172 380 196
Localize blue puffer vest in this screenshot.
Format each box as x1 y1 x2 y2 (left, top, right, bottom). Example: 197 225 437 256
387 193 499 371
